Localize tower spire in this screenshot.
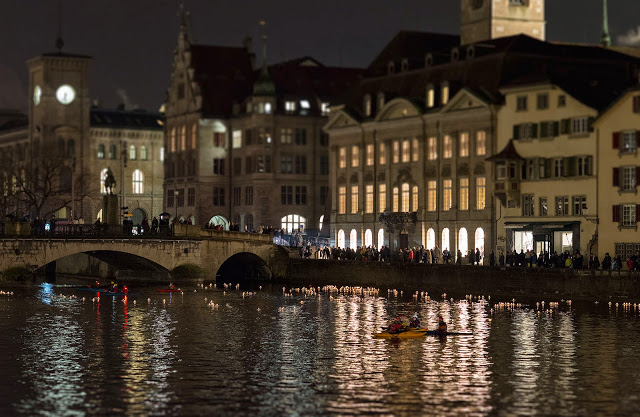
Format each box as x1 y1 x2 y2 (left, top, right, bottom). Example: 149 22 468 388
55 0 64 52
253 20 275 96
601 0 611 47
177 1 192 45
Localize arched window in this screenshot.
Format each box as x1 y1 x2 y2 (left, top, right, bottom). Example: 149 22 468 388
208 215 229 230
319 215 324 233
100 168 108 194
132 169 144 194
97 144 105 159
441 81 450 105
140 145 148 161
475 228 485 261
442 228 450 251
281 214 306 233
377 229 385 250
350 229 358 250
338 229 346 249
191 124 197 149
426 84 435 108
58 138 65 156
365 229 373 247
67 139 75 156
109 144 116 159
129 145 137 160
363 94 372 117
401 183 410 212
427 228 435 250
245 214 254 232
459 227 468 257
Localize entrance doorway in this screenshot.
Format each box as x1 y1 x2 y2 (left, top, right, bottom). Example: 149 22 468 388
399 231 409 249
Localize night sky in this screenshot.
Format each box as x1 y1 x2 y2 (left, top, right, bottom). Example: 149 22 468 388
1 0 640 112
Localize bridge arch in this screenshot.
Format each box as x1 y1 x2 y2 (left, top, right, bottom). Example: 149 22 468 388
216 252 272 283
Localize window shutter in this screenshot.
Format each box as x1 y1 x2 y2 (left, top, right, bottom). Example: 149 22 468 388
563 157 572 177
587 156 594 176
613 205 621 223
588 117 595 132
553 121 560 137
561 119 570 134
636 131 640 148
544 159 552 178
633 96 640 114
613 132 620 149
637 166 640 185
613 167 620 187
513 125 520 140
637 205 640 223
568 157 577 177
531 123 538 138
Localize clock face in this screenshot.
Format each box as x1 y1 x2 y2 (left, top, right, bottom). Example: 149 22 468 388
56 84 76 105
33 85 42 106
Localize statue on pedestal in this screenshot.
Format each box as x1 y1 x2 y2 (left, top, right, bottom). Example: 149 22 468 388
104 168 116 195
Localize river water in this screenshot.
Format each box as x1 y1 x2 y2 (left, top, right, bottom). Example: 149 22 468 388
0 280 639 416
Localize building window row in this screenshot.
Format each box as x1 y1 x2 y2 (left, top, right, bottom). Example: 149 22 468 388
281 185 307 205
513 117 593 140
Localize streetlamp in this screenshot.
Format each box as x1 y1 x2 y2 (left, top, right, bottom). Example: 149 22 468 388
174 190 179 224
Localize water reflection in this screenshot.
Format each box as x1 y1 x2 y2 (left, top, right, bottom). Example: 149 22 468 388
0 285 639 416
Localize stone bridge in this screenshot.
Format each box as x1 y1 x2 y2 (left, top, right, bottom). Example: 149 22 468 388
0 227 290 283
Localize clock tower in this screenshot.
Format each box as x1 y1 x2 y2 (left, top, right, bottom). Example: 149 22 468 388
26 51 92 217
460 0 546 45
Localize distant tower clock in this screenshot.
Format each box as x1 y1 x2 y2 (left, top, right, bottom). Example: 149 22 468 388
56 84 76 105
33 85 42 106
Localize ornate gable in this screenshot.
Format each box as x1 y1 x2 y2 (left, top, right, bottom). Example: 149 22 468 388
441 88 488 113
375 98 421 122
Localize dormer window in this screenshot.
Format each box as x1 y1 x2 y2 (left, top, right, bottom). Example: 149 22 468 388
426 84 435 108
425 53 434 67
441 81 450 105
265 102 272 114
285 101 296 112
388 61 395 75
364 94 372 117
321 102 330 115
401 58 409 72
300 100 311 109
377 93 385 112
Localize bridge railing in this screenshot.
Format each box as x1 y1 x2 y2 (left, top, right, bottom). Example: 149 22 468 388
0 221 174 239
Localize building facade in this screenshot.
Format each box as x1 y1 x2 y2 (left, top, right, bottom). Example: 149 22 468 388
595 89 640 262
163 9 362 235
0 50 164 225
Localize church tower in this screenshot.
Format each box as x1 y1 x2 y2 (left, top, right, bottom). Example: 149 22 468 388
460 0 546 46
26 45 92 217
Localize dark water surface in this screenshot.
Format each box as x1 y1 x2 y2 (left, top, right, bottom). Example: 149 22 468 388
1 281 639 416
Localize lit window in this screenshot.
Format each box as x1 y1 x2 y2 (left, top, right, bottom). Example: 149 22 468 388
412 138 419 162
365 185 374 213
321 102 330 115
180 126 186 151
160 147 165 162
129 145 136 160
459 132 469 157
265 103 272 114
476 131 486 156
441 82 449 105
132 169 144 194
351 146 359 167
140 145 147 161
392 187 399 212
460 178 469 210
339 147 347 168
281 214 307 234
97 144 105 159
402 140 410 162
338 186 346 214
443 179 452 211
281 128 292 144
232 130 242 148
366 144 374 166
426 84 435 108
401 183 410 212
443 135 452 159
379 184 386 212
351 185 359 213
285 101 296 112
300 100 310 109
100 168 108 194
412 185 418 212
393 140 400 163
191 124 197 149
379 142 386 165
476 177 486 210
428 181 436 212
428 137 437 160
364 95 371 117
170 128 176 153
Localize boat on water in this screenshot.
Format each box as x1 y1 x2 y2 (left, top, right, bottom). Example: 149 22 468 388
373 329 473 339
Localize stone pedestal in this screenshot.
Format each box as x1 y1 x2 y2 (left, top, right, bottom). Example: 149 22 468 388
103 195 119 226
